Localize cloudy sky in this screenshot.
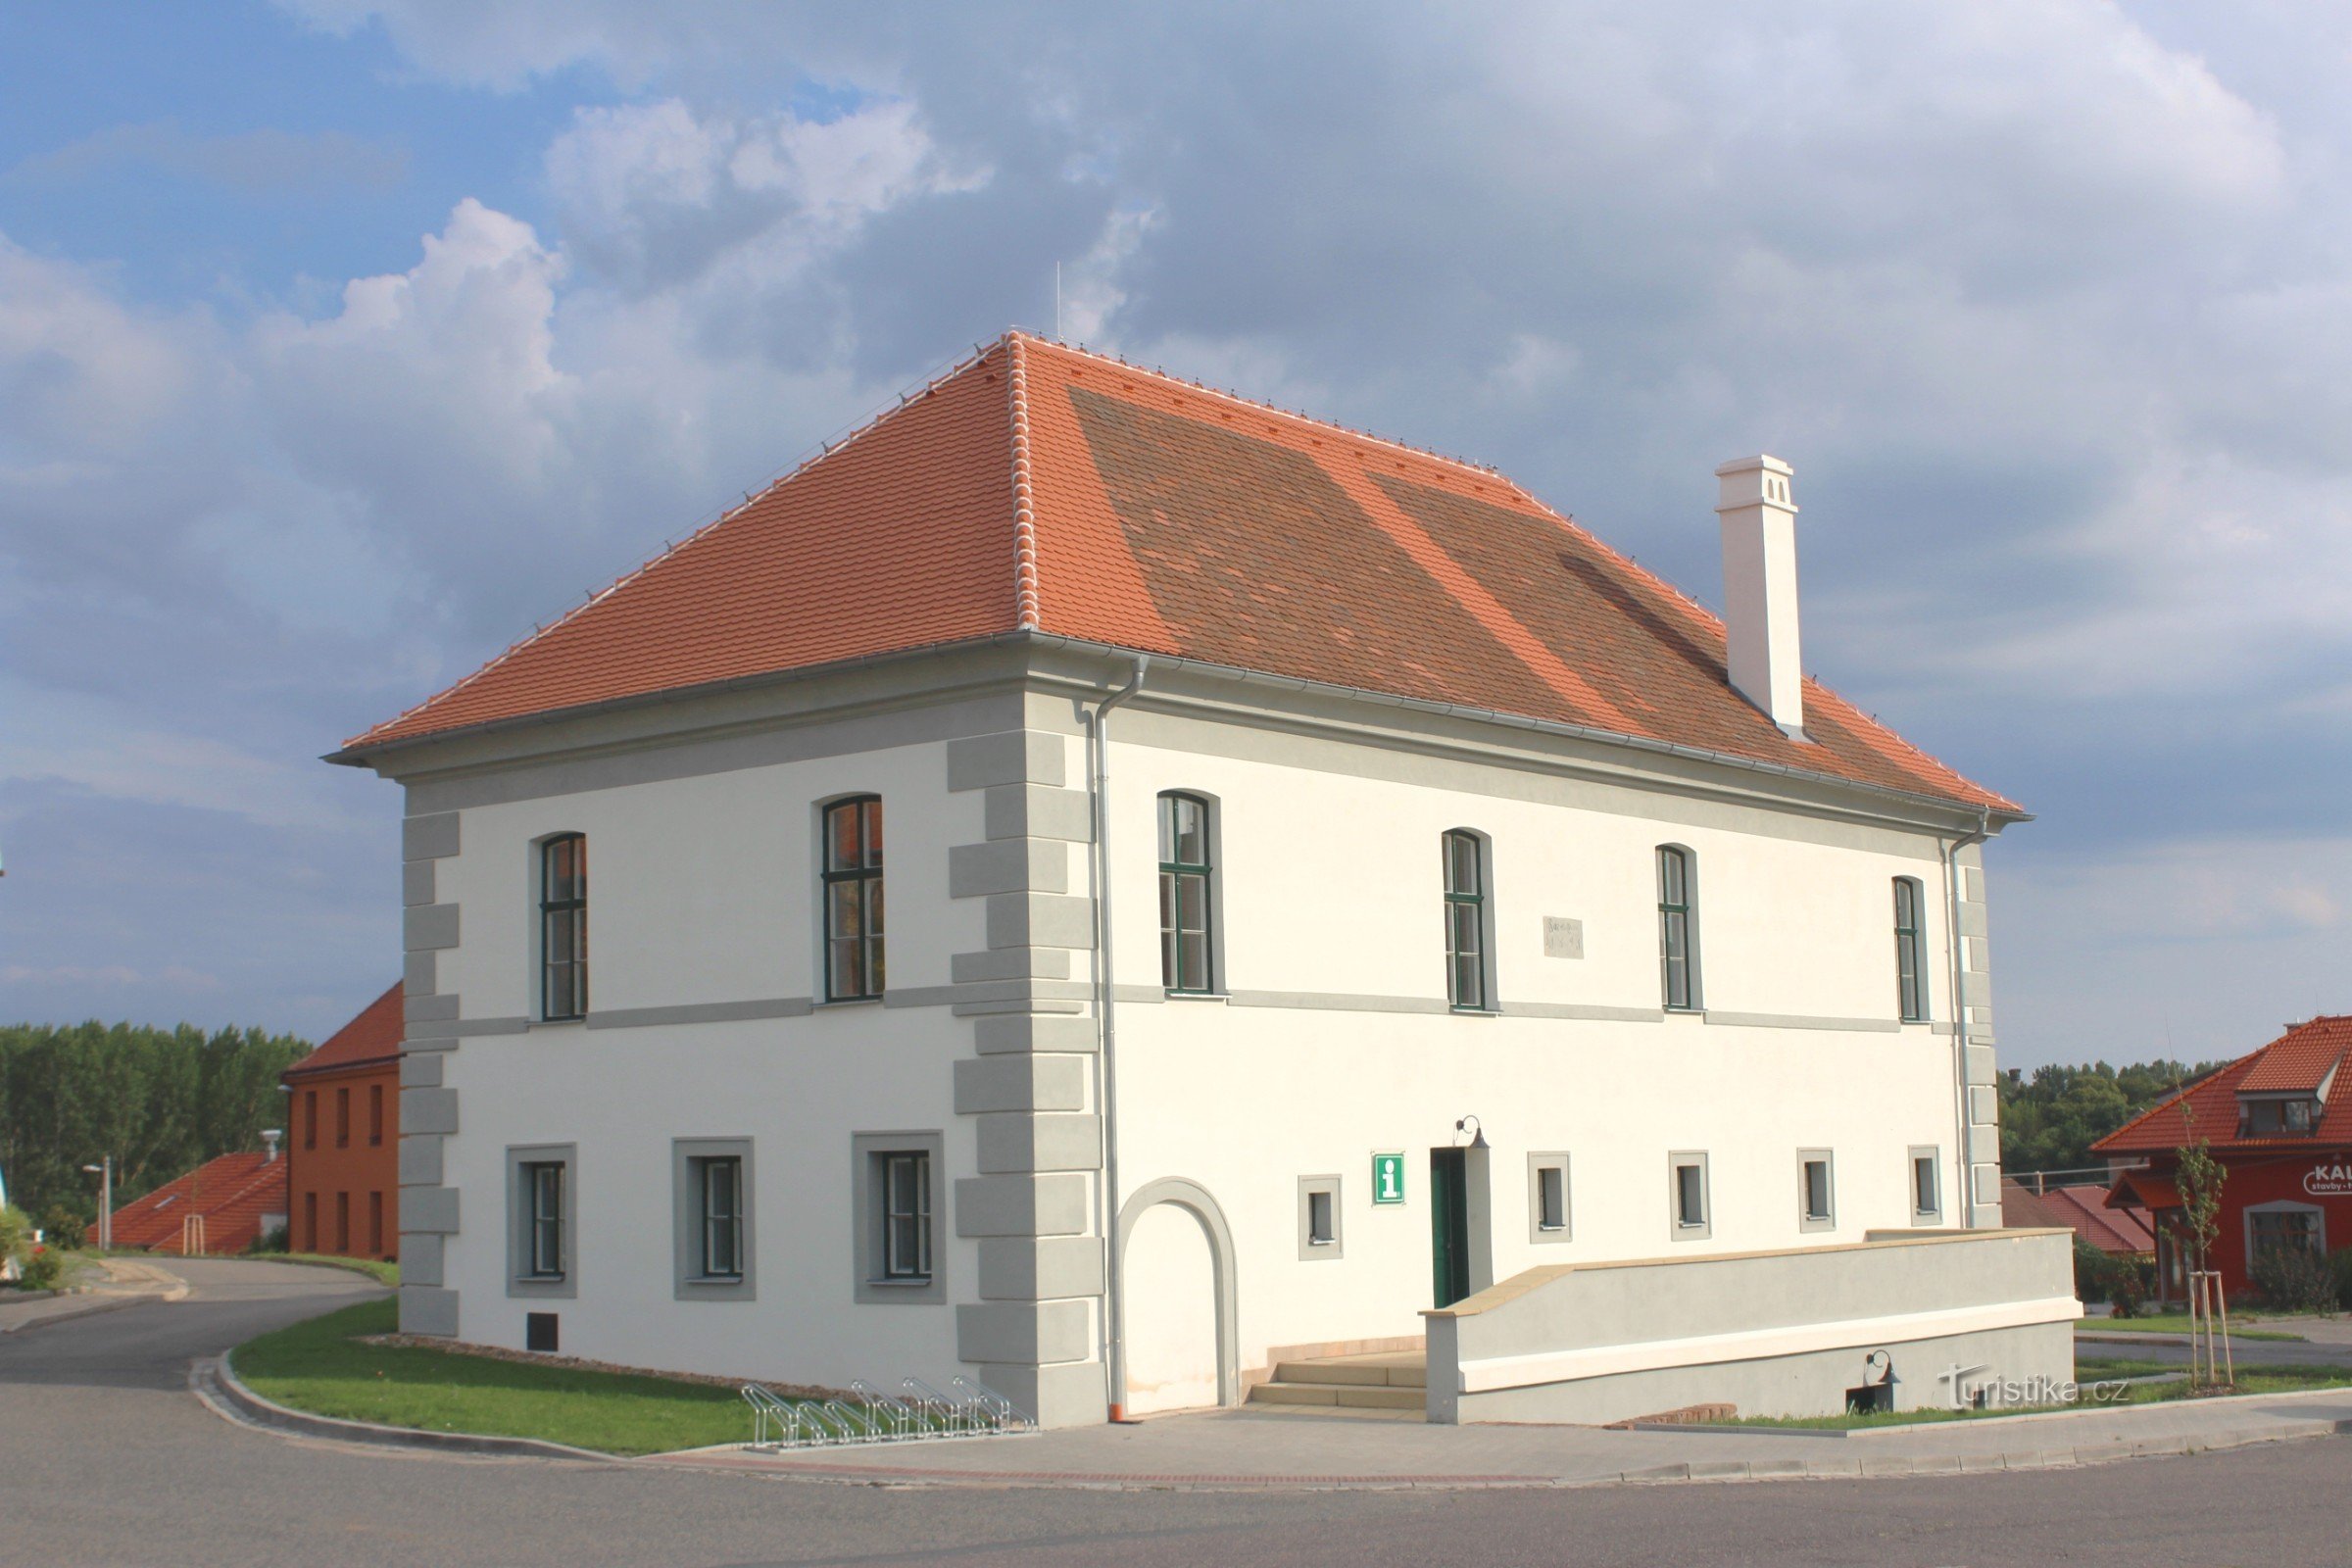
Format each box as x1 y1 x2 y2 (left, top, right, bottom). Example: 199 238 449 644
2 2 2346 1067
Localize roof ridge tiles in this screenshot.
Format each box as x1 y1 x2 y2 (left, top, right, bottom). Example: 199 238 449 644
1006 332 1042 630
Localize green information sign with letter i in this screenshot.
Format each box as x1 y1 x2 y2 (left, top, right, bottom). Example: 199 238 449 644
1372 1152 1406 1205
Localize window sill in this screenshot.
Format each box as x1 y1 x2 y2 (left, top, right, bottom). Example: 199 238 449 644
529 1016 586 1031
1164 991 1230 1003
684 1275 745 1287
1449 1006 1500 1017
1536 1224 1567 1234
866 1276 933 1289
818 997 886 1009
1663 1006 1704 1018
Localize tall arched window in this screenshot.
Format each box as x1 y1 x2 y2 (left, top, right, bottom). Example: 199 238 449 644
822 797 885 1002
1442 830 1490 1010
1893 877 1928 1022
1157 792 1215 995
1656 846 1698 1011
539 832 588 1020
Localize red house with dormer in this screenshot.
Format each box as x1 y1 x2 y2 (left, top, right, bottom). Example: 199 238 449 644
2095 1015 2352 1303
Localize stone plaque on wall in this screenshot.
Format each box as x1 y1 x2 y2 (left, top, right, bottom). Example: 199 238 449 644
1543 916 1585 959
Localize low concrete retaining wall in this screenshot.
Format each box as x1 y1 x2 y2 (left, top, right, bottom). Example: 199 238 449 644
1424 1228 2080 1425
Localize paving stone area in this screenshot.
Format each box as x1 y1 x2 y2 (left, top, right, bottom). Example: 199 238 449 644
653 1384 2352 1490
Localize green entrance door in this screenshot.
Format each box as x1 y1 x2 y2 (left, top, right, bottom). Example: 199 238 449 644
1429 1148 1471 1308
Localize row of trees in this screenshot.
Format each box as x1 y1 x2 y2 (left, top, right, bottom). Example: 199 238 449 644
0 1021 312 1223
1998 1057 2227 1176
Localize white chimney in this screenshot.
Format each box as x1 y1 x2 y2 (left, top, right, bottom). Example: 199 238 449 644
1715 454 1805 737
262 1129 282 1163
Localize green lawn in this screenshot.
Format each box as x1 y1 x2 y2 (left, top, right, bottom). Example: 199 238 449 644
1722 1358 2352 1430
2079 1313 2304 1341
232 1298 751 1456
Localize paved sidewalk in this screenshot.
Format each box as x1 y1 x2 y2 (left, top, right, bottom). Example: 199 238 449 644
651 1385 2352 1490
0 1255 187 1334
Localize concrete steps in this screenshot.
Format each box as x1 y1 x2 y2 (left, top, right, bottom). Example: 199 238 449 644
1246 1351 1427 1412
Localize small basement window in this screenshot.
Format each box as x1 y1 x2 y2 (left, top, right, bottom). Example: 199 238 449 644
1910 1147 1942 1223
1297 1175 1344 1260
1798 1151 1835 1232
1669 1152 1710 1241
1528 1152 1572 1245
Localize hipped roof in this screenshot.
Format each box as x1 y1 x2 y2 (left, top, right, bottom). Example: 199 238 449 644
342 334 2017 816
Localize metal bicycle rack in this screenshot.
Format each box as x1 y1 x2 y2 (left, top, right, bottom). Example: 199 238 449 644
740 1376 1036 1451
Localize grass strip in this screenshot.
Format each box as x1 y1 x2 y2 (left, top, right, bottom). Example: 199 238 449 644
1725 1358 2352 1429
2079 1312 2304 1342
265 1252 401 1287
232 1298 750 1456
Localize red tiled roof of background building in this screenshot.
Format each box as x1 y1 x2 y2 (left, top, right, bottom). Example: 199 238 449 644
2001 1178 2154 1253
282 983 405 1080
102 1151 285 1255
2092 1015 2352 1156
342 334 2017 814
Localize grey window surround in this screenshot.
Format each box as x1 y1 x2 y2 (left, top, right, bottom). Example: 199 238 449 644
535 833 588 1023
672 1138 756 1302
1527 1152 1572 1244
820 795 887 1004
852 1130 946 1304
1157 790 1220 996
1908 1145 1943 1223
1296 1174 1344 1261
506 1144 576 1299
1796 1149 1836 1233
1893 875 1930 1022
1656 844 1702 1012
2244 1200 2327 1270
1442 828 1494 1012
1669 1151 1711 1241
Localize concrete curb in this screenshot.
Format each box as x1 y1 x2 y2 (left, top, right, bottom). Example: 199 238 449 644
642 1411 2352 1492
188 1354 2352 1494
197 1355 617 1465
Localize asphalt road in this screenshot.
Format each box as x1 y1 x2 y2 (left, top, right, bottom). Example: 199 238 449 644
4 1258 2347 1568
2079 1331 2352 1370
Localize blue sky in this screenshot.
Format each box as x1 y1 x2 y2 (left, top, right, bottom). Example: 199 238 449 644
2 2 2347 1067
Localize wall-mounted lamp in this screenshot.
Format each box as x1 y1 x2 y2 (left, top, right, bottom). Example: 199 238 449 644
1454 1114 1489 1150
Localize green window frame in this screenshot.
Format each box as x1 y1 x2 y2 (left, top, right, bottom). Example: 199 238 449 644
822 797 886 1002
1442 829 1489 1010
1657 846 1697 1011
695 1156 743 1280
1157 792 1215 995
880 1152 932 1281
1893 876 1928 1022
523 1161 565 1279
539 833 588 1021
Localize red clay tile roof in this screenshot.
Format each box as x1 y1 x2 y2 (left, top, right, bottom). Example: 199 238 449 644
283 983 405 1081
104 1152 286 1255
343 334 2017 814
2092 1015 2352 1156
2002 1179 2155 1253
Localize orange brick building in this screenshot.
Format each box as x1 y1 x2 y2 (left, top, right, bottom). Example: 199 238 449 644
282 983 403 1260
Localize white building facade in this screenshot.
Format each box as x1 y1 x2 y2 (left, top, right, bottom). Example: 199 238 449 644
345 335 2048 1428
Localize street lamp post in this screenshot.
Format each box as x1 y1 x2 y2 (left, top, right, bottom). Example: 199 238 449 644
79 1158 112 1250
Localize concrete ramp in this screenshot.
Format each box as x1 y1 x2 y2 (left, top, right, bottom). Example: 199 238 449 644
1424 1228 2080 1425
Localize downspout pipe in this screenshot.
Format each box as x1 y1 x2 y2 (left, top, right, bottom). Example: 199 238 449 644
1944 805 1993 1228
1088 655 1149 1420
